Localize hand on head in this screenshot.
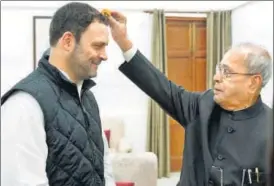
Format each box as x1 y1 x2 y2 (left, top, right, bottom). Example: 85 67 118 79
105 10 133 52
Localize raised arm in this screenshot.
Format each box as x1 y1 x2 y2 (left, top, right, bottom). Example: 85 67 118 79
120 48 202 126
108 11 202 126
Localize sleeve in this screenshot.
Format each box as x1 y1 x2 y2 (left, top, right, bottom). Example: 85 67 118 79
123 46 138 62
1 91 49 186
119 49 202 127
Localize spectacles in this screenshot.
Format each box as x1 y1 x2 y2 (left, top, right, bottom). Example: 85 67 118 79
215 63 257 80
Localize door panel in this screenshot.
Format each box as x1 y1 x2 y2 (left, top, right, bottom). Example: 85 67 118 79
166 17 207 172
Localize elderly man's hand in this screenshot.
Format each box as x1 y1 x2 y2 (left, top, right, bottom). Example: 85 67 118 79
108 11 132 52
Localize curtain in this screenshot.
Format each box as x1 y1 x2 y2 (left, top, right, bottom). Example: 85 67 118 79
206 10 232 88
146 9 170 178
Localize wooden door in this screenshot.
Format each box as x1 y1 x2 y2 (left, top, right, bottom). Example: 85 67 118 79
166 17 207 172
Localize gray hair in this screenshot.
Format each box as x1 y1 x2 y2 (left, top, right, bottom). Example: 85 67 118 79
233 42 272 87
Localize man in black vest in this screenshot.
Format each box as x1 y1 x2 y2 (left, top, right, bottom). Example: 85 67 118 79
1 2 117 186
107 11 273 185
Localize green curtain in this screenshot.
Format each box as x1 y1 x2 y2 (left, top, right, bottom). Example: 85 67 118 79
146 9 170 178
206 10 232 88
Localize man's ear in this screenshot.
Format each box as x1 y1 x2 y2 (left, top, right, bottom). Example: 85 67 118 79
249 75 262 93
60 32 75 52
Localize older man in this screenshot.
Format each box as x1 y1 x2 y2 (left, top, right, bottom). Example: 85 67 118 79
107 11 273 185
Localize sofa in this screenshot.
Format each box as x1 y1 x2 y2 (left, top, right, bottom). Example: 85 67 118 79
101 117 158 186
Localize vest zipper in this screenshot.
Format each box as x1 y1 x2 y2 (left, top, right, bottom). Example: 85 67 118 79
79 90 89 129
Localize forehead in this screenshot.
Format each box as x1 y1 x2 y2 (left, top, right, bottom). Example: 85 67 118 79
81 21 109 42
221 49 247 70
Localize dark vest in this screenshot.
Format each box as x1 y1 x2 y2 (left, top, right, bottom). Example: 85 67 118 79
1 54 105 186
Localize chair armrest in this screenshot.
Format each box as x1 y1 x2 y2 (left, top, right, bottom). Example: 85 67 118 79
110 152 158 186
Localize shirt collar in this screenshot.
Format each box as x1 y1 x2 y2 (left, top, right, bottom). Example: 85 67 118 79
59 70 83 97
223 96 264 120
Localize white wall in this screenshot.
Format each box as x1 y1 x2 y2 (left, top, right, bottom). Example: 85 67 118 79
232 1 273 108
1 1 251 152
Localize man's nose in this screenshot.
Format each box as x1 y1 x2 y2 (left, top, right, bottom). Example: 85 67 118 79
100 50 108 61
213 71 222 83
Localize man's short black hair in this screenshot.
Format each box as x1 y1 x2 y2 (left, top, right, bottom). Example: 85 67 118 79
49 2 108 46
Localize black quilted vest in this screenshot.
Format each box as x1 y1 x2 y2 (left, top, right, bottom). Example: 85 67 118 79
1 53 105 186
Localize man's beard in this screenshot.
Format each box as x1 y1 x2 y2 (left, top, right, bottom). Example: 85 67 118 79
68 48 89 80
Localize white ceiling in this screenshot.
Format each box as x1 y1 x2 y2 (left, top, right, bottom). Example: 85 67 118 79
2 1 250 11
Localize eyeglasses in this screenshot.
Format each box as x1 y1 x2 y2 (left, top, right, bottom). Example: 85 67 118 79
215 63 257 80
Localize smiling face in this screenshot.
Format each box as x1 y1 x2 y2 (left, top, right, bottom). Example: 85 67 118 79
63 21 109 81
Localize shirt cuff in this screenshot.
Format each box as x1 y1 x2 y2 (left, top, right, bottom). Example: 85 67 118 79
123 46 137 62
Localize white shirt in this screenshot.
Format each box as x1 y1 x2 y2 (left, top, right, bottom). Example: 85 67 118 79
1 47 137 186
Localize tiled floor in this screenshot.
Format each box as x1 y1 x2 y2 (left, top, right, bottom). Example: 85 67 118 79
157 172 180 186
